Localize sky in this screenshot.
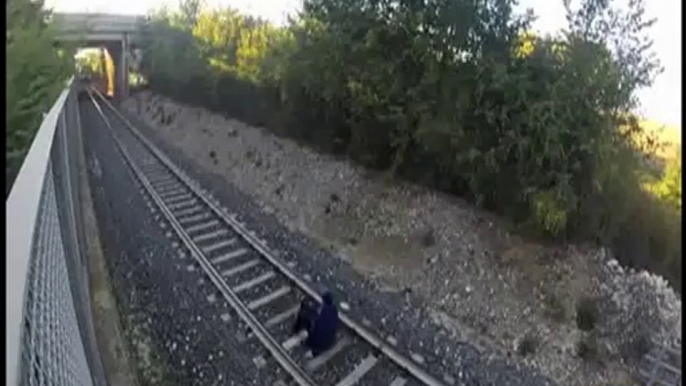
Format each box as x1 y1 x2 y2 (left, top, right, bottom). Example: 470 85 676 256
45 0 681 128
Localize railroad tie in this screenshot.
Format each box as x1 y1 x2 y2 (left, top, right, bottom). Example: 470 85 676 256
212 248 249 265
144 167 168 176
186 220 219 234
202 238 237 254
175 205 203 217
282 330 309 351
140 166 164 174
264 305 300 328
247 286 291 310
335 355 378 386
159 187 186 198
221 259 259 277
157 185 184 196
305 337 351 371
179 212 211 224
155 180 180 192
193 229 229 243
149 175 175 185
233 271 275 293
165 192 193 203
168 198 197 211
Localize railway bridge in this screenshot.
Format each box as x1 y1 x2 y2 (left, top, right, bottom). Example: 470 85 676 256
52 12 145 99
5 80 682 385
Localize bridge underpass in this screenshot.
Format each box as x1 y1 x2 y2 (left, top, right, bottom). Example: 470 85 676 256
6 85 682 386
52 13 144 99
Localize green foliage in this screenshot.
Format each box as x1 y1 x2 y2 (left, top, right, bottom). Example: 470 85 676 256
76 49 105 76
6 0 75 194
138 0 681 290
531 191 569 237
646 147 682 211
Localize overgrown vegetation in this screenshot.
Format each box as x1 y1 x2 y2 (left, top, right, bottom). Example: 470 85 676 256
136 0 681 290
6 0 75 194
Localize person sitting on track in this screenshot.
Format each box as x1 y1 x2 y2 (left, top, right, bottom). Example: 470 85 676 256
305 291 340 356
293 298 318 335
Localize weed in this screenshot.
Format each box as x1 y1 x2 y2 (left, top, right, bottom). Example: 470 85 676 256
274 184 285 197
422 228 437 247
517 332 539 357
545 291 568 323
577 335 598 362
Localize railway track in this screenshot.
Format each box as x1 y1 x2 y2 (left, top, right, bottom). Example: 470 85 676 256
85 87 450 386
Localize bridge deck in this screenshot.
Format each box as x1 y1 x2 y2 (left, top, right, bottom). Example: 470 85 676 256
53 12 144 35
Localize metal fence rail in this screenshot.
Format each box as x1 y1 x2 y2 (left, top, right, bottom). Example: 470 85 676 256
20 161 93 386
641 340 682 386
6 81 104 386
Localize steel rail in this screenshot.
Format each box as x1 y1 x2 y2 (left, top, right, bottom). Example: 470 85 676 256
86 89 317 386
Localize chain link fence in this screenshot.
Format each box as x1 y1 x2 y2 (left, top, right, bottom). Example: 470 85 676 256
20 161 94 386
7 82 106 386
641 340 682 386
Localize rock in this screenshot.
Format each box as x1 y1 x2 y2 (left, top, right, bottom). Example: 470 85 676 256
411 352 425 364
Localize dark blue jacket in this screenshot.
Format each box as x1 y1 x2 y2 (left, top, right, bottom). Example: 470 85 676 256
307 292 339 355
293 298 318 334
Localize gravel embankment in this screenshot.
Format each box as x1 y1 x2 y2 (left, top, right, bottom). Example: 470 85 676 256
120 91 681 386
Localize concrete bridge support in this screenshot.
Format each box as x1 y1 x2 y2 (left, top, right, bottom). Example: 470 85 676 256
102 36 129 100
53 13 142 100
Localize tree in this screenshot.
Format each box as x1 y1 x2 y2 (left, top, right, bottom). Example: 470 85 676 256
178 0 203 29
6 0 74 194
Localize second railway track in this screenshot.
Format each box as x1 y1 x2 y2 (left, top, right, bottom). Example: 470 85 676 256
85 87 450 386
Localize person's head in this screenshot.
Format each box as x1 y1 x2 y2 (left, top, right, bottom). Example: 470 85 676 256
322 291 333 305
